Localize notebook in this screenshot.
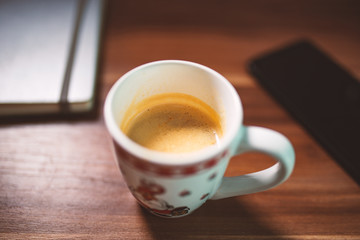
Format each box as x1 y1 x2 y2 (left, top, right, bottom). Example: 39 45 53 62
0 0 104 116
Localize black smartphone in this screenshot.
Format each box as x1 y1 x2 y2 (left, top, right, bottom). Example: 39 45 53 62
248 40 360 185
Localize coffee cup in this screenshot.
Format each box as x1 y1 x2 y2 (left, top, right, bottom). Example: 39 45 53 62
104 60 295 218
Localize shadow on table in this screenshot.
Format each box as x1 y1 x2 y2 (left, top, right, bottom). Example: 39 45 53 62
140 197 282 240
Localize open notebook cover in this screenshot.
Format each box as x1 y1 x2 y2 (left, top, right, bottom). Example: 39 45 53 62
0 0 104 116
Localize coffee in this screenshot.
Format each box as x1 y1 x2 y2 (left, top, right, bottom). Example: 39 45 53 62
121 93 222 153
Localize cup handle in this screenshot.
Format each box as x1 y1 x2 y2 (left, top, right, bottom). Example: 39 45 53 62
211 126 295 200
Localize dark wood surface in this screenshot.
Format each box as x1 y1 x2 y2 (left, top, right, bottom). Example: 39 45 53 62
1 0 360 239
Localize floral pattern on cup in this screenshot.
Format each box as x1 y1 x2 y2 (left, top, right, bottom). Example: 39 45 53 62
200 193 210 200
130 179 190 217
208 172 217 181
113 141 228 178
179 190 191 197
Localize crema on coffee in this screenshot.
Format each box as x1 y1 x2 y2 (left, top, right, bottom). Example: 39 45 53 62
121 93 222 153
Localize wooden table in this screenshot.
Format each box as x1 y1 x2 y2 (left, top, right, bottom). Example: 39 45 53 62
1 0 360 239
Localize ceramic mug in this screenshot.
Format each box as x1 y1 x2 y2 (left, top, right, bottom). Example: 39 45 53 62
104 60 295 218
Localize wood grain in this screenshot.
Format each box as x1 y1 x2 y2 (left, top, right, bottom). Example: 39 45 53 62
1 0 360 239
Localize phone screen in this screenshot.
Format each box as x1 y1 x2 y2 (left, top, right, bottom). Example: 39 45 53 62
249 40 360 185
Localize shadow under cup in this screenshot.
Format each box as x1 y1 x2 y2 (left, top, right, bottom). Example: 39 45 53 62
104 60 243 217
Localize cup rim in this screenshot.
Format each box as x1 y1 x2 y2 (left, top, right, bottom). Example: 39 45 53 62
104 60 242 166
